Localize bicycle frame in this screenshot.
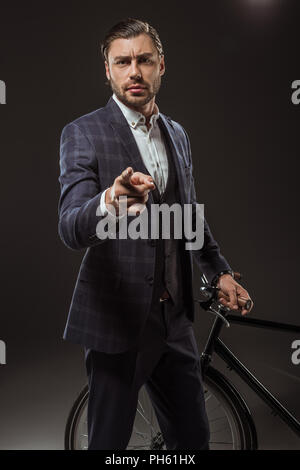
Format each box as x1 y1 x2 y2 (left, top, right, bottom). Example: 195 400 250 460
200 312 300 438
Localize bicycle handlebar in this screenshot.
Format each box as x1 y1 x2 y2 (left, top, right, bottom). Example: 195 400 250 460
196 271 252 317
233 271 242 281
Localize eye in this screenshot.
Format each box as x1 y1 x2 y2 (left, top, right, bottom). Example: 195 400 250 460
140 57 152 64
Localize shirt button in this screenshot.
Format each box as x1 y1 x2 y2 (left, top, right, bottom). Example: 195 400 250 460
131 122 135 126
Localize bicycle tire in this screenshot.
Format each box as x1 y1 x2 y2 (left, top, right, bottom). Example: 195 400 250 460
64 366 257 450
204 366 257 450
65 384 89 450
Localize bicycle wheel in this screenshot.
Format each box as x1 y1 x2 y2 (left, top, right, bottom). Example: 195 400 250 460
65 366 257 450
203 366 257 450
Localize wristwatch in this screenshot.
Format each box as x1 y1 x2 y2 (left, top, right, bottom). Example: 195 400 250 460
211 270 234 287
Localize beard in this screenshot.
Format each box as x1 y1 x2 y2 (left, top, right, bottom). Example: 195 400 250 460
108 74 161 110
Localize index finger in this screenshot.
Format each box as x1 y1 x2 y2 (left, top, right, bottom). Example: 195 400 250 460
130 172 155 189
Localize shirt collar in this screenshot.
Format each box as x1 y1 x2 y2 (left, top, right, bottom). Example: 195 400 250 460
112 93 160 130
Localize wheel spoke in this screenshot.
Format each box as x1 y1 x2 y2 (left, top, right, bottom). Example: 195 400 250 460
209 441 234 445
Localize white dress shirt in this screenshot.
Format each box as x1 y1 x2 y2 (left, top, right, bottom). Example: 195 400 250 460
98 93 169 217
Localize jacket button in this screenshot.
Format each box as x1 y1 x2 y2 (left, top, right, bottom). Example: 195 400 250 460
145 275 154 285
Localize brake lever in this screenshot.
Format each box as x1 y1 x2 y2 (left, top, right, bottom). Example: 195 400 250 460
195 283 231 327
195 296 231 327
208 304 231 328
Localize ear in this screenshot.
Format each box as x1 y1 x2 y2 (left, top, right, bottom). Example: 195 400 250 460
105 61 110 80
159 55 165 77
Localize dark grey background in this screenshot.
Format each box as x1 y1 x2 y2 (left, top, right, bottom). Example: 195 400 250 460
0 0 299 449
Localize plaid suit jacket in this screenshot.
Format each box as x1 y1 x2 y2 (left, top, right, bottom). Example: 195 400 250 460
58 96 231 353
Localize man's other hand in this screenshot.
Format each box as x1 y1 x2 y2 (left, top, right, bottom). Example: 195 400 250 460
217 274 253 316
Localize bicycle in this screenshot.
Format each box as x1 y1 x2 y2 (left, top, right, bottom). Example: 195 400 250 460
64 273 300 450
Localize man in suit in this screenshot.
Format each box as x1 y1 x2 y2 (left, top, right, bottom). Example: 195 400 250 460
58 18 253 450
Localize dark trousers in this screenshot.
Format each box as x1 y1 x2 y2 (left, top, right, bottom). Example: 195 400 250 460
84 298 210 450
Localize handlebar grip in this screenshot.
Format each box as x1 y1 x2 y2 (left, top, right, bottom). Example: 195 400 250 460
233 271 242 281
238 297 253 311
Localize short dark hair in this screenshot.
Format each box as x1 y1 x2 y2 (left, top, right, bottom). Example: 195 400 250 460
101 18 164 63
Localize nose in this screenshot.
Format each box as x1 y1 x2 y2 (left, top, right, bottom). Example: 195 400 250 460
129 59 142 80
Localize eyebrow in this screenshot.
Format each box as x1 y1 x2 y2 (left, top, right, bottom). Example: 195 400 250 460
113 53 154 62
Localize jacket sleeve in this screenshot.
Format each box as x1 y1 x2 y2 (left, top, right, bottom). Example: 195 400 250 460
57 122 112 250
181 126 233 284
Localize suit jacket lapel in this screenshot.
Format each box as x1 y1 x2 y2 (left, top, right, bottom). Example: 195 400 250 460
105 96 150 176
158 114 188 205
